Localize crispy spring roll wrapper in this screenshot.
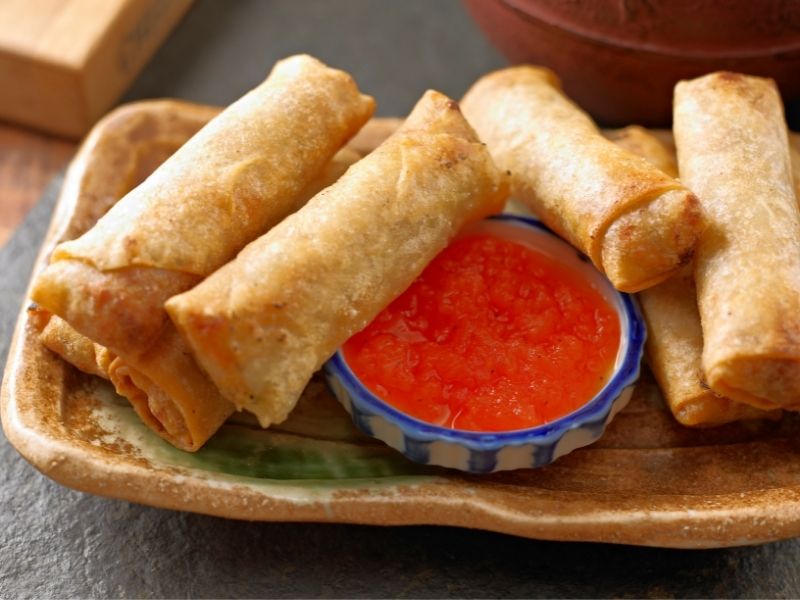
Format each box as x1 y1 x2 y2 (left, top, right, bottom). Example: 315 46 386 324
674 72 800 411
27 307 113 380
26 147 362 451
31 54 375 353
167 90 510 427
637 267 781 426
29 147 360 377
102 146 364 448
461 66 704 293
606 126 680 178
29 146 362 451
609 128 777 425
30 55 374 451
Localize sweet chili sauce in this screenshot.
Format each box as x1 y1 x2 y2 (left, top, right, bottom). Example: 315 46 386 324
343 231 620 431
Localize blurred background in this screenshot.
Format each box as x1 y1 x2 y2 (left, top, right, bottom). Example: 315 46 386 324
0 0 506 247
2 0 799 247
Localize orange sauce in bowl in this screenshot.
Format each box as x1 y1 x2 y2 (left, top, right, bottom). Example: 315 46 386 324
343 233 621 431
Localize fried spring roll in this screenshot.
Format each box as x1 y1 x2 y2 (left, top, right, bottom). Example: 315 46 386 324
609 129 771 424
30 55 374 450
612 126 784 425
674 72 800 411
637 267 781 426
461 66 704 293
31 147 360 380
102 146 363 447
166 90 510 427
28 307 113 380
32 146 362 449
607 126 788 427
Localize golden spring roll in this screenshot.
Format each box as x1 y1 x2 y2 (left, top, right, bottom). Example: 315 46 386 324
637 267 781 426
30 147 360 383
29 148 362 450
27 307 113 380
674 72 800 410
30 55 374 450
103 146 364 448
166 90 510 427
613 126 782 425
32 54 375 353
461 66 704 293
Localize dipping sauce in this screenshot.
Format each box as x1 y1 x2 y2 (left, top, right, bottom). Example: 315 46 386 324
343 233 621 432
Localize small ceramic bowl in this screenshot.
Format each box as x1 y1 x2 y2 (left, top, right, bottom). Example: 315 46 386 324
324 215 645 473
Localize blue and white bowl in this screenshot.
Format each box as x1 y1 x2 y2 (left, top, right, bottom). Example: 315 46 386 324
324 214 646 473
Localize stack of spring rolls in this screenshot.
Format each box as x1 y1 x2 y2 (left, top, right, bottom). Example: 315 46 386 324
30 54 509 450
32 54 379 450
462 66 800 427
30 53 800 453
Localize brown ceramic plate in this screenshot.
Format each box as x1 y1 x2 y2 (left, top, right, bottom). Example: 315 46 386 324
4 100 800 549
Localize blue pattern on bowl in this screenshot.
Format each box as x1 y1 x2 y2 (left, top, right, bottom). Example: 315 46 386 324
324 214 646 473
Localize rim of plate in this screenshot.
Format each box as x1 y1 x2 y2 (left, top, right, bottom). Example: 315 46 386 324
324 214 646 452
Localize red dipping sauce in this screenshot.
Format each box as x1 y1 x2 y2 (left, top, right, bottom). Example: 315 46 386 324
343 228 621 432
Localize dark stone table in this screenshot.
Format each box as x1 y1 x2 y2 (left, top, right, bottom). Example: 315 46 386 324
2 1 800 597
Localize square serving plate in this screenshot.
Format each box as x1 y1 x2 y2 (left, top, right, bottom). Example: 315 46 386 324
4 100 800 549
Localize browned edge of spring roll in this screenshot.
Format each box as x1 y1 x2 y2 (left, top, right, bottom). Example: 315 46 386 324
461 65 704 293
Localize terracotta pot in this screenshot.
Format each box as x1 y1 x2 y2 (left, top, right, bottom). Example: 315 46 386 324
463 0 800 126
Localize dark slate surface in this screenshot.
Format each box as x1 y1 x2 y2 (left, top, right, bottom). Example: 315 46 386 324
3 1 800 597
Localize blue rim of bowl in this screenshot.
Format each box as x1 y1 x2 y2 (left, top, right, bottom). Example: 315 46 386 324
323 213 646 452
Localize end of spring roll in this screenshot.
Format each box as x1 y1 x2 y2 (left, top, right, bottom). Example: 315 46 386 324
106 327 236 451
638 267 781 426
28 307 113 380
167 90 510 428
461 65 704 293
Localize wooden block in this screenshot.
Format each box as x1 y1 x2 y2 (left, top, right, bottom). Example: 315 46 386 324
0 0 193 139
